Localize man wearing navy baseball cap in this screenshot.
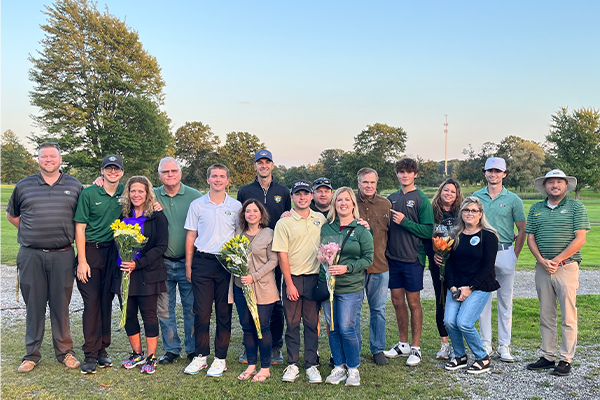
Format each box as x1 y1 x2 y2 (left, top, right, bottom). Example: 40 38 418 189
236 149 291 365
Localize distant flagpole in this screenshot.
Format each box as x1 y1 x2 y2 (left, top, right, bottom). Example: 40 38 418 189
444 115 449 176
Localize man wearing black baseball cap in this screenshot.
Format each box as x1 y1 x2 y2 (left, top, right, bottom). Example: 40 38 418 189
311 177 334 216
237 149 291 364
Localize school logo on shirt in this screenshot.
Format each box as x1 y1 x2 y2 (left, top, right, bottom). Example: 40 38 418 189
560 209 568 214
470 236 480 246
314 220 321 226
225 210 232 216
406 200 415 208
499 203 506 208
117 196 124 205
350 231 355 237
274 195 282 203
64 190 71 195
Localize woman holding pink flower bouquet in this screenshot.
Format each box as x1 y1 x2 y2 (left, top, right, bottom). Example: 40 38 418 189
318 187 373 387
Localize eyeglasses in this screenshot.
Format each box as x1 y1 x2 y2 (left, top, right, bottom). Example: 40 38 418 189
462 209 482 214
103 166 122 172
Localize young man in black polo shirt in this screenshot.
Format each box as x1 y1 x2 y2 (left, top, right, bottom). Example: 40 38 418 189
236 149 291 364
74 155 125 374
7 142 83 373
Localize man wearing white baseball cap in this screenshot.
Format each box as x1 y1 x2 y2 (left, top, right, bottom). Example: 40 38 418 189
525 169 590 376
473 157 526 362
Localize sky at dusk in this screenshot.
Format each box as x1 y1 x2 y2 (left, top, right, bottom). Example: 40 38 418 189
2 0 599 166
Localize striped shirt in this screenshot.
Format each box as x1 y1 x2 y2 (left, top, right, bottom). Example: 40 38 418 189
525 197 590 262
6 173 82 248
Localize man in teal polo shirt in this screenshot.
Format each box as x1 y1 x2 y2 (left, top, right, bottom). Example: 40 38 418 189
75 154 125 374
154 157 202 364
473 157 526 362
525 169 589 377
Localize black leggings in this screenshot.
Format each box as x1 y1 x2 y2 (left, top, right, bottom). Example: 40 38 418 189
427 253 449 338
124 294 159 338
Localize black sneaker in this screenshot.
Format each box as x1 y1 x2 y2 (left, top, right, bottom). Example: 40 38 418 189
527 357 556 371
373 352 389 366
551 361 571 376
271 347 284 365
81 358 97 374
97 350 112 368
159 352 180 365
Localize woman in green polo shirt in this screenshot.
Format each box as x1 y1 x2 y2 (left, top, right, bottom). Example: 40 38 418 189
320 187 374 387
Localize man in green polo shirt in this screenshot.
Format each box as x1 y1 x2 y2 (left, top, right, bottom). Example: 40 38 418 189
74 154 125 374
473 157 526 362
525 169 590 377
153 157 202 365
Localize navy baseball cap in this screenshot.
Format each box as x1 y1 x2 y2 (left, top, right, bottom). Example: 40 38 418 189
101 154 124 170
291 180 312 194
254 149 273 162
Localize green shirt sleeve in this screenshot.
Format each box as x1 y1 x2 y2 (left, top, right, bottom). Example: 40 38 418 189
345 227 374 274
74 189 91 223
401 192 434 239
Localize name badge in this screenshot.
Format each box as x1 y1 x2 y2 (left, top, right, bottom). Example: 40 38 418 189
470 236 480 246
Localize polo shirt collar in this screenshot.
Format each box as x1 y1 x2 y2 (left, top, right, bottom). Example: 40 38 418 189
158 184 185 197
37 171 65 186
99 182 124 196
483 185 508 198
291 208 315 220
544 196 568 209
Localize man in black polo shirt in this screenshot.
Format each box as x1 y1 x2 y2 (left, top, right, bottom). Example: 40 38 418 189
237 149 291 364
74 155 125 374
6 142 83 373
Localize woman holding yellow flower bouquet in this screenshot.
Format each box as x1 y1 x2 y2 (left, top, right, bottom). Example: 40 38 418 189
118 176 168 374
234 199 279 382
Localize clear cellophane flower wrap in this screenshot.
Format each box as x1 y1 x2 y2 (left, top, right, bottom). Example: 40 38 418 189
432 223 454 306
216 234 262 339
316 235 343 331
111 219 148 327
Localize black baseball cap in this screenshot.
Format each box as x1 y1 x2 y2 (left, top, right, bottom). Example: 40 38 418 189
291 180 312 194
101 154 124 170
313 177 332 190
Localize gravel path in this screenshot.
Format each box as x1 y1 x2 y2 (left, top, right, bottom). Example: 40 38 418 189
2 265 600 399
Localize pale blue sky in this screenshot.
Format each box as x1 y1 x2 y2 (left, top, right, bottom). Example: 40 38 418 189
2 0 599 166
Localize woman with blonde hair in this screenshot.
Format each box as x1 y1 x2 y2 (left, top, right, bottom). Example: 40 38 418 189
119 176 168 374
444 197 499 375
320 187 373 387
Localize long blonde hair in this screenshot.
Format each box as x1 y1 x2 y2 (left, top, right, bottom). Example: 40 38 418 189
327 187 360 223
122 176 156 218
452 197 498 247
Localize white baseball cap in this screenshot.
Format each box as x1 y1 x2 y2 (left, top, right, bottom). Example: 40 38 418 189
483 157 506 172
534 169 577 195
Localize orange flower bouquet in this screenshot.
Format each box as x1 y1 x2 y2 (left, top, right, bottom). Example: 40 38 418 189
432 227 454 306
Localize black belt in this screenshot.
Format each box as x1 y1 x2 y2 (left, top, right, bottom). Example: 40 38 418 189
164 256 186 262
85 241 113 248
558 259 577 266
37 244 72 252
195 251 217 259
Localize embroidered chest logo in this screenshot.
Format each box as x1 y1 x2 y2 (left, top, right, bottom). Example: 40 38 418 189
350 231 355 237
117 196 124 205
534 213 541 217
274 195 282 203
470 236 480 246
499 203 506 208
95 202 102 205
560 209 568 214
64 190 71 195
225 210 232 216
314 221 321 226
406 200 415 208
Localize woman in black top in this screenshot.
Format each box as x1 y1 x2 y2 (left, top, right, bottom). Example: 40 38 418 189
444 197 499 375
424 178 464 359
119 176 168 374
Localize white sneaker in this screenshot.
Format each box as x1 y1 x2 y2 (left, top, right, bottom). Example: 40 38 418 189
325 366 347 385
383 342 410 358
436 342 451 360
483 345 493 357
497 345 515 363
305 365 322 383
184 355 207 375
282 364 300 382
406 347 422 366
345 368 360 386
206 358 227 377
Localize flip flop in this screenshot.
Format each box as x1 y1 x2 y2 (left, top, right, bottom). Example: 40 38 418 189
252 371 270 382
238 370 257 380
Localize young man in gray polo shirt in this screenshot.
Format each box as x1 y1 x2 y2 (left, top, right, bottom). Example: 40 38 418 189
473 157 526 362
6 142 83 373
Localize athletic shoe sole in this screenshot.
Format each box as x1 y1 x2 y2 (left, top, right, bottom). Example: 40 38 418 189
123 361 145 369
206 367 227 377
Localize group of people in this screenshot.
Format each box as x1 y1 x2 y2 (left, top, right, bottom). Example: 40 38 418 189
7 143 590 386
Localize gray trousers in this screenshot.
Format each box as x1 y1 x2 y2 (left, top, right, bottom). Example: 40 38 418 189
282 274 320 369
17 246 76 363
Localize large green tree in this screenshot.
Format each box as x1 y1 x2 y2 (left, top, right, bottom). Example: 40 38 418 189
1 130 38 183
496 135 545 191
29 0 168 178
547 107 600 198
174 122 220 188
219 132 266 187
456 142 497 186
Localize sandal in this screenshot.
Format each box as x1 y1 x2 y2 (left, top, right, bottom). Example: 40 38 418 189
445 355 468 371
238 370 257 380
467 356 491 375
252 370 270 382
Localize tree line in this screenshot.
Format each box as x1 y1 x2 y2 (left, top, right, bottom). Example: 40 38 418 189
2 0 598 199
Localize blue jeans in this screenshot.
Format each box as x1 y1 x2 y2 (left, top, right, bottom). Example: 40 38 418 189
323 291 364 369
444 290 491 360
356 271 389 355
157 259 194 355
233 285 274 366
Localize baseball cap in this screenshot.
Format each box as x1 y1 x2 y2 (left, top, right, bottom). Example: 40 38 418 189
313 177 333 190
254 149 273 162
101 154 124 170
291 180 312 194
483 157 506 172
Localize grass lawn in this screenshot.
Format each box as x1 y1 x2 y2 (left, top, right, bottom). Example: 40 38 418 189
2 296 598 399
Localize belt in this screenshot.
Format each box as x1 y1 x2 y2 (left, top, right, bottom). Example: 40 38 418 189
85 241 113 248
558 258 577 266
498 243 512 250
195 251 217 259
39 244 72 252
164 256 186 262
